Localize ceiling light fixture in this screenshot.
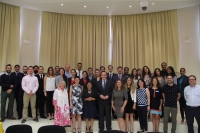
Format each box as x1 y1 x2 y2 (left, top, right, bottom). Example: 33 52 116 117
107 6 109 8
61 4 63 6
152 3 155 5
129 5 132 7
84 5 86 8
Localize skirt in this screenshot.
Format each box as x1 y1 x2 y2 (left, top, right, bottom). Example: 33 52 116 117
150 109 162 115
83 102 98 118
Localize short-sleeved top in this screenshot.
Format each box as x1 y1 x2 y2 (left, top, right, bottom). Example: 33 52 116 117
162 84 180 108
112 89 128 107
149 87 163 110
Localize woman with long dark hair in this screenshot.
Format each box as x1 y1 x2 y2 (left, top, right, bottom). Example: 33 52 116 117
153 68 165 88
131 68 140 87
142 66 152 88
68 69 77 86
136 79 150 133
44 66 56 120
55 67 68 89
80 71 90 90
164 66 177 85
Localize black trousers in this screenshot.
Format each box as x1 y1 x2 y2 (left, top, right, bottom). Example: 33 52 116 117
98 104 112 130
186 105 200 133
36 92 46 117
46 91 54 114
179 97 186 120
15 89 24 118
137 106 148 131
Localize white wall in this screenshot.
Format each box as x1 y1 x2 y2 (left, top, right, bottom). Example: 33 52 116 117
19 8 41 67
178 5 200 83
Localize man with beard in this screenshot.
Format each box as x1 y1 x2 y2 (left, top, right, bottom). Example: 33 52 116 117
0 64 17 122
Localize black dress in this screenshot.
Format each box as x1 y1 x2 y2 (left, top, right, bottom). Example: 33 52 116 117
82 89 98 118
125 88 135 114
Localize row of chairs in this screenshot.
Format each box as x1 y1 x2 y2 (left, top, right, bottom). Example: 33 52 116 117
4 124 125 133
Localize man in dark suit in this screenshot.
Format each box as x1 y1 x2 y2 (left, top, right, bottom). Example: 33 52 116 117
87 67 97 88
124 67 131 79
10 65 22 119
16 65 28 119
96 71 113 132
113 66 126 83
107 65 117 81
35 66 46 118
177 68 189 123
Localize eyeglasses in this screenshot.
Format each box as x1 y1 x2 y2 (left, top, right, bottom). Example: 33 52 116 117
189 79 195 81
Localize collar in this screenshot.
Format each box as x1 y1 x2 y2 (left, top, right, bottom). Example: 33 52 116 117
28 74 34 77
5 72 11 76
109 72 113 75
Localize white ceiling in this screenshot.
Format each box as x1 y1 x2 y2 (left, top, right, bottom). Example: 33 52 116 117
0 0 200 15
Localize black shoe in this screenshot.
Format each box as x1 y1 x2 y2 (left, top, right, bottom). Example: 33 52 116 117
40 115 47 119
0 118 5 122
21 119 26 123
99 130 104 133
33 118 39 122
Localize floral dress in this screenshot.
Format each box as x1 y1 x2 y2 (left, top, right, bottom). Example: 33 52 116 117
53 88 71 126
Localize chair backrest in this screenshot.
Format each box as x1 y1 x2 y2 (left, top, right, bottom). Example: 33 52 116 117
37 125 65 133
5 124 32 133
101 130 125 133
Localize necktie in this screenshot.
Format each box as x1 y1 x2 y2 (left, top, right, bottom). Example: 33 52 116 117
40 75 43 79
79 71 80 77
103 80 106 89
16 72 18 76
119 75 121 80
110 74 112 79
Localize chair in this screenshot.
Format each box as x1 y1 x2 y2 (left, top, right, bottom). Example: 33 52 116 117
5 124 32 133
101 130 125 133
0 122 4 133
37 125 65 133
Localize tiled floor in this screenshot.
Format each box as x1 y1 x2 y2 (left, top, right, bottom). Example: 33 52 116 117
1 117 198 133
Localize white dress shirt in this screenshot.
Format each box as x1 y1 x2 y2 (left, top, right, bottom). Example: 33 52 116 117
76 70 83 79
184 84 200 107
22 74 39 94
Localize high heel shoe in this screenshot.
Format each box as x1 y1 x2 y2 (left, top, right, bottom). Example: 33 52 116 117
89 126 93 133
77 128 81 133
86 126 89 133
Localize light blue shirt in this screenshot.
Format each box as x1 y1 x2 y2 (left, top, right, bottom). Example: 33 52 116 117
184 84 200 107
65 71 72 78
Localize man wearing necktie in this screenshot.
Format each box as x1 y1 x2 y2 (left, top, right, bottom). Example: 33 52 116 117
16 65 28 119
35 66 47 118
96 71 114 132
11 65 23 119
107 65 117 81
76 63 83 79
113 66 126 84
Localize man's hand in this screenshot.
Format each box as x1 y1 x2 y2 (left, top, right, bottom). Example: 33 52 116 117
104 95 109 99
6 89 12 94
100 95 105 99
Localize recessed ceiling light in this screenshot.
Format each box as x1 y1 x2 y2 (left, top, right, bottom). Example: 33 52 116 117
61 4 63 6
129 5 132 7
107 6 109 8
152 3 155 5
84 5 86 8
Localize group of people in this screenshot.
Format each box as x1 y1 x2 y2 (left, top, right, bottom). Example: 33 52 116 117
0 62 199 133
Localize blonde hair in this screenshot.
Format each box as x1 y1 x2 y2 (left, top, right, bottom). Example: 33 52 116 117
124 77 136 93
58 81 66 88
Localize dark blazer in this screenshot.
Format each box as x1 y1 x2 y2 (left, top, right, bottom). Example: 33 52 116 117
82 89 96 106
113 74 126 83
96 79 113 105
107 73 117 81
177 75 189 97
17 73 27 90
11 72 22 88
35 74 45 94
80 78 90 90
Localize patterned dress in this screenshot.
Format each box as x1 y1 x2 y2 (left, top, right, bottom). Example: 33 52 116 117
71 84 83 114
53 88 71 126
112 89 128 118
